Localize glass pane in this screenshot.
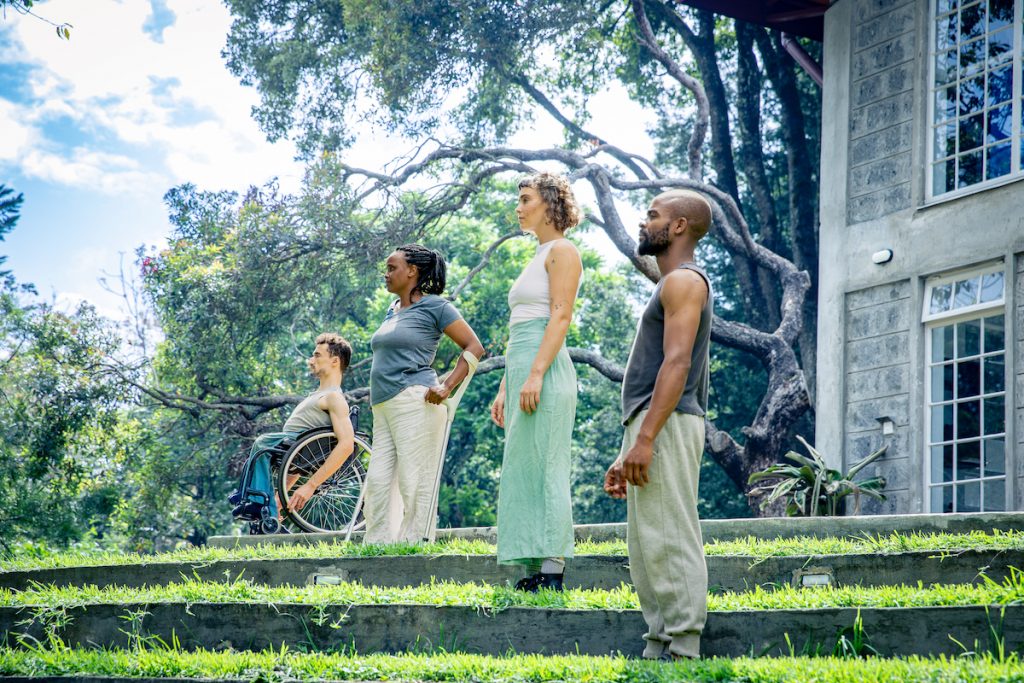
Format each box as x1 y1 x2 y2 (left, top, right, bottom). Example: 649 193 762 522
987 142 1011 178
984 355 1005 392
932 403 955 442
984 438 1005 476
988 66 1013 106
933 158 958 194
989 0 1012 30
988 26 1013 64
957 318 981 355
937 11 959 50
959 76 986 116
957 359 981 397
984 478 1006 511
1021 135 1024 171
984 314 1004 350
954 278 981 308
979 274 1004 303
957 440 981 479
936 49 958 86
957 481 981 511
958 399 981 438
936 88 958 124
930 285 954 316
961 38 986 76
960 2 985 41
958 149 983 186
932 444 955 482
937 0 958 14
984 396 1004 435
987 105 1012 142
932 363 955 401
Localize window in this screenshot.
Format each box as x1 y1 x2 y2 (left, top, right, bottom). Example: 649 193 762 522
924 264 1007 512
930 0 1023 198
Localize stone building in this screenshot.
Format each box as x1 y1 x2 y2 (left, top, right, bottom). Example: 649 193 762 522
696 0 1023 513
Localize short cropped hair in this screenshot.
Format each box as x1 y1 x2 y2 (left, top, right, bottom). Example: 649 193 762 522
518 172 582 233
315 333 353 371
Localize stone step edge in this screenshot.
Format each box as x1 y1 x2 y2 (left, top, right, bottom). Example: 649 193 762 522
207 512 1024 547
2 603 1019 659
1 548 1020 594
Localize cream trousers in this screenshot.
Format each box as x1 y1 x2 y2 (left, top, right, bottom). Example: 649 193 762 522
621 410 707 659
363 385 447 544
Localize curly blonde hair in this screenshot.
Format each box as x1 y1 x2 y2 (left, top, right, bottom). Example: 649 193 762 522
518 172 582 233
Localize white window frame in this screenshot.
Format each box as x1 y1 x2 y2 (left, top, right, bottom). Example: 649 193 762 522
926 0 1024 203
923 262 1008 512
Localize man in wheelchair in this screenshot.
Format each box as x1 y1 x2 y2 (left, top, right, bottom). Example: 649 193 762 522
229 333 355 534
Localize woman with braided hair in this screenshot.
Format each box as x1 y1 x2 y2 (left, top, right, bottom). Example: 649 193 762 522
490 173 583 591
364 244 484 544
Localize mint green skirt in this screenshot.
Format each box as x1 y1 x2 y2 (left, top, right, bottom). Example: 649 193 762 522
496 317 577 565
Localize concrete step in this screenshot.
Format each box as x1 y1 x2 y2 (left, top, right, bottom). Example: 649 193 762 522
208 512 1024 548
2 548 1019 593
2 601 1020 658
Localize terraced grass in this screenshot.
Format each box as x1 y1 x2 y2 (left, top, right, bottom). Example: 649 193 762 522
1 647 1022 682
3 572 1024 611
3 530 1022 573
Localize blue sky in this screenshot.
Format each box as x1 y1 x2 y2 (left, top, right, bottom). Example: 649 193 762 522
0 0 651 319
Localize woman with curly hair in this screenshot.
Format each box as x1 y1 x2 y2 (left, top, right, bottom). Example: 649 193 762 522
365 244 484 544
490 172 583 591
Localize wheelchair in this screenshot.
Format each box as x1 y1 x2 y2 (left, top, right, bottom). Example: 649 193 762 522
230 405 372 535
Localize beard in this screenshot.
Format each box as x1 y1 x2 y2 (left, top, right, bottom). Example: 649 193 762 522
637 225 670 256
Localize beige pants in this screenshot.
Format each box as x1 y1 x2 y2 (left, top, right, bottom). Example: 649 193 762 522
363 385 447 544
621 410 707 659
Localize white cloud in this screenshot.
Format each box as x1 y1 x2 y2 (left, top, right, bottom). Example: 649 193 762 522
0 99 36 161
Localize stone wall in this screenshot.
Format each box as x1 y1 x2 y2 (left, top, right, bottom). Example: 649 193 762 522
1016 256 1024 509
844 280 913 514
846 0 916 224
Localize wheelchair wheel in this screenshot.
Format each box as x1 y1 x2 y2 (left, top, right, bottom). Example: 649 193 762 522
277 427 370 534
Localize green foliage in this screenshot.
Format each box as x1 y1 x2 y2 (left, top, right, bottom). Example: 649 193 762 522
748 437 887 517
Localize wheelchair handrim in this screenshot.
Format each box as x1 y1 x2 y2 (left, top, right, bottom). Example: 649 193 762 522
278 431 369 534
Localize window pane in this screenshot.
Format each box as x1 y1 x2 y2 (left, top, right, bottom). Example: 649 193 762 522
930 285 954 317
961 39 986 77
933 159 957 194
984 396 1004 434
984 438 1005 476
937 11 959 50
955 278 981 308
936 49 958 86
957 318 981 355
984 355 1005 392
984 478 1005 511
937 0 958 14
988 26 1013 64
958 149 983 186
987 66 1012 106
960 76 986 116
957 481 981 511
957 359 981 396
987 142 1012 178
979 274 1004 304
957 440 981 479
932 444 955 482
987 105 1012 142
958 399 981 438
936 88 959 125
960 3 985 41
983 314 1004 350
932 363 955 401
989 0 1012 30
932 403 955 441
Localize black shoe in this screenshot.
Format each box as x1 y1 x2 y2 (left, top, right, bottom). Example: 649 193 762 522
514 572 564 592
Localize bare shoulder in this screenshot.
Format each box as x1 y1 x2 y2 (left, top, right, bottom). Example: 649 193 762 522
661 268 708 308
547 239 581 264
320 390 349 413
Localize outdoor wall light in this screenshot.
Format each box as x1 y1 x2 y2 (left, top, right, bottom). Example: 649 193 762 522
875 416 895 435
871 248 894 265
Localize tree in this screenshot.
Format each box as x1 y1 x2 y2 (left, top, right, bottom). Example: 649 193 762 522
0 1 72 39
0 185 24 281
222 0 822 490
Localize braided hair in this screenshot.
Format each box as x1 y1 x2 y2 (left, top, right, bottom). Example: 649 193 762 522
397 244 447 296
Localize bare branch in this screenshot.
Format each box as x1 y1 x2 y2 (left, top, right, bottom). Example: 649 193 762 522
449 230 525 301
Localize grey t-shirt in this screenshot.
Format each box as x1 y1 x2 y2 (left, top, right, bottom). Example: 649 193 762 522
370 294 462 405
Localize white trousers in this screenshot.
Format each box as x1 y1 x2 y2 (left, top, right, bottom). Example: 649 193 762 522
363 385 447 544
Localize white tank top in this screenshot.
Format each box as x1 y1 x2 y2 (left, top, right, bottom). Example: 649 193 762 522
508 240 580 325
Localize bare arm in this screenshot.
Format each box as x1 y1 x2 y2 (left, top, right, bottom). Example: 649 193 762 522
290 392 356 510
426 318 485 404
617 269 706 488
519 240 583 414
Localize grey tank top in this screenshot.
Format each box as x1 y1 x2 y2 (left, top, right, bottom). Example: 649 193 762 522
282 388 339 433
621 263 713 425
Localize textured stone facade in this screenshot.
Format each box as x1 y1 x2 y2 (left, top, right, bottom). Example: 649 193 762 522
846 0 915 224
1016 257 1024 509
844 280 913 514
